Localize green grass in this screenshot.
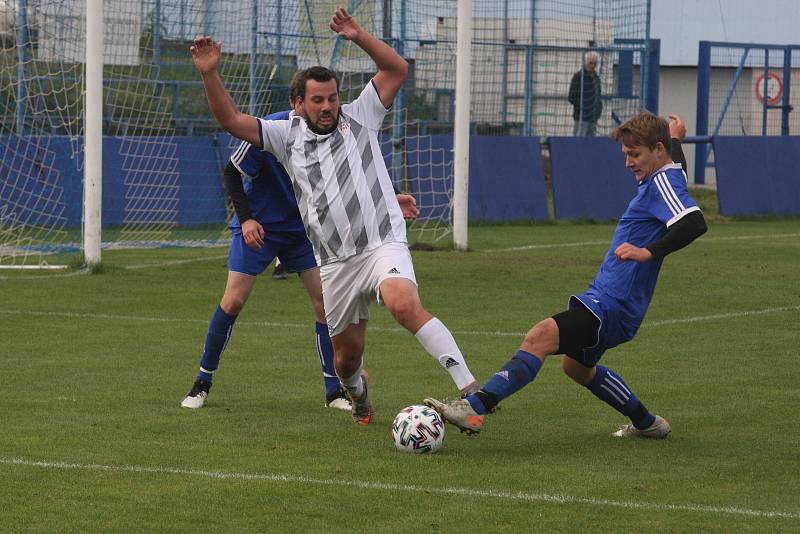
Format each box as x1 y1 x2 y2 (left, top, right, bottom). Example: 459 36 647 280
2 221 799 532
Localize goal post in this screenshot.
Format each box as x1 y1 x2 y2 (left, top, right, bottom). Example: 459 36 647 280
452 0 471 251
83 0 103 267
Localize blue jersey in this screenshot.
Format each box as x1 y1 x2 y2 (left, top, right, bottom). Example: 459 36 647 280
228 110 305 232
585 163 699 333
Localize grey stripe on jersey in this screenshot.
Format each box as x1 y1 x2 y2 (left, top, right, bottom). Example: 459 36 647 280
303 138 341 264
330 129 370 251
350 117 394 241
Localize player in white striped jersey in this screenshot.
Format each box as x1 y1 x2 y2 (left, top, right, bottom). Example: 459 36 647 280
191 8 479 425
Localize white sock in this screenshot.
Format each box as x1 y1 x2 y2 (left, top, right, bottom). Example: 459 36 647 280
339 361 364 398
415 317 476 391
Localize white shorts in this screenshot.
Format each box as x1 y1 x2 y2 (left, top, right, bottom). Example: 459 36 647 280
320 242 417 337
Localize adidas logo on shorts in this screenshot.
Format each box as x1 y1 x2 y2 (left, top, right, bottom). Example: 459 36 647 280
444 357 459 368
388 267 400 274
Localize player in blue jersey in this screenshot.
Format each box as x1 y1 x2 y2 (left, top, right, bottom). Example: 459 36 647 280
425 112 707 438
181 82 420 411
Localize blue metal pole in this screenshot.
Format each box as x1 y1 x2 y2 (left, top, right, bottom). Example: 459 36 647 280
694 41 711 185
276 0 283 70
523 0 536 136
782 46 791 135
16 0 29 135
641 0 652 112
523 47 534 136
762 49 769 136
250 0 258 115
646 38 660 114
501 0 508 126
154 0 161 78
391 0 407 186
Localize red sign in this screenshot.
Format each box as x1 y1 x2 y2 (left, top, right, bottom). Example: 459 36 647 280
754 72 783 105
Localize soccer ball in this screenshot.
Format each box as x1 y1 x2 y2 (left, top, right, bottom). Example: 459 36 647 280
391 404 445 454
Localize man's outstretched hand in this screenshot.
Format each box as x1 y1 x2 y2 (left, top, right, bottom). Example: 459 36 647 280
190 36 222 75
329 8 361 41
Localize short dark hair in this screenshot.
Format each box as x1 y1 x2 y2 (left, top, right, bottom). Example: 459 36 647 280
611 112 671 153
293 66 340 100
289 71 302 102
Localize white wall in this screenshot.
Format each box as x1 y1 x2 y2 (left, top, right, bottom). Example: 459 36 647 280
651 0 800 66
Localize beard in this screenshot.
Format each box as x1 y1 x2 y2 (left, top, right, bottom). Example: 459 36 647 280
305 112 339 135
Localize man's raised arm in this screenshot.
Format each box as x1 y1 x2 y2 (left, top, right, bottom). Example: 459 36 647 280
190 36 261 147
329 8 408 108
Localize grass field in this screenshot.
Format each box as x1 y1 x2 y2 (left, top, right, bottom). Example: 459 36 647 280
2 220 799 532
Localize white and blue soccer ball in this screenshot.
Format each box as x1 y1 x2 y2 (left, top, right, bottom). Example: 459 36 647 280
391 404 445 454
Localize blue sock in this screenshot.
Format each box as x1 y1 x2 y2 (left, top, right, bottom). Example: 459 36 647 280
196 305 237 383
316 321 340 399
585 365 655 429
468 350 543 414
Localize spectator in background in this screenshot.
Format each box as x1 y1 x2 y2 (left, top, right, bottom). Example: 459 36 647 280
568 51 603 136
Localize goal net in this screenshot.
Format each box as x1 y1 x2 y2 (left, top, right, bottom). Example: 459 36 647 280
0 0 651 266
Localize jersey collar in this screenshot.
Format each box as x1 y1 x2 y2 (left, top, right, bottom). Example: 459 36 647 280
641 161 682 184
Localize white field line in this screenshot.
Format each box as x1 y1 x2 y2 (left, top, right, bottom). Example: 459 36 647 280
482 232 800 253
0 254 227 280
120 255 228 270
1 457 797 520
0 267 91 281
1 305 798 338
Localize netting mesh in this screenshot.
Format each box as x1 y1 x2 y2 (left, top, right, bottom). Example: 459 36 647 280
705 45 797 137
0 0 652 266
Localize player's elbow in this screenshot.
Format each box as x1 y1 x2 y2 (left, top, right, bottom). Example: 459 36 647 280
397 58 409 81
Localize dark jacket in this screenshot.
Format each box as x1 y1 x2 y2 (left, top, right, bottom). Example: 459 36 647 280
568 69 603 122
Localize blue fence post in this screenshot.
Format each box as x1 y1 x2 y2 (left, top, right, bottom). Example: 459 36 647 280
522 0 537 136
249 0 258 115
390 0 408 187
16 0 29 135
646 38 660 114
695 41 711 185
782 46 792 135
640 0 652 112
762 49 769 136
153 0 161 79
523 46 534 136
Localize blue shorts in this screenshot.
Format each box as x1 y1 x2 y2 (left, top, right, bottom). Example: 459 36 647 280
567 290 640 366
228 229 316 276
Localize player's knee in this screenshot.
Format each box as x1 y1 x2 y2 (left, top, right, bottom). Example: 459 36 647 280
521 319 558 355
385 295 418 325
334 344 363 374
220 295 246 315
